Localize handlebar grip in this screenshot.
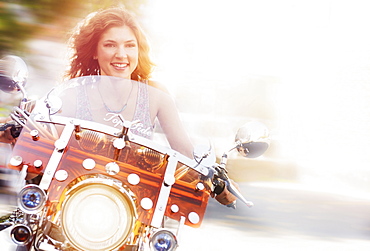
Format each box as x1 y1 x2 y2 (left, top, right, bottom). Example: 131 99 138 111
0 122 22 138
10 124 22 138
213 178 225 195
0 123 13 131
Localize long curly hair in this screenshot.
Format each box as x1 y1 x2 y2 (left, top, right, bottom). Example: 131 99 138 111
65 7 154 81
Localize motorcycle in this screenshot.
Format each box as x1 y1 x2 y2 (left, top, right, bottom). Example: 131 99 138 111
0 56 270 251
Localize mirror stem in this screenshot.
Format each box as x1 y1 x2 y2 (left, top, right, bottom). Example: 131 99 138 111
18 84 28 110
219 152 228 170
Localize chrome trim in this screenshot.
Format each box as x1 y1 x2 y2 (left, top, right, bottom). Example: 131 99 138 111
188 212 200 224
36 116 121 137
30 129 39 141
105 162 120 175
141 197 154 210
82 158 96 170
176 216 186 241
149 229 178 251
10 224 33 245
61 177 137 250
18 184 47 214
9 156 22 167
33 160 43 169
113 138 125 149
37 116 211 176
196 182 205 191
128 132 210 176
55 170 68 181
18 165 28 185
127 173 140 185
170 204 179 213
39 121 75 191
151 153 178 228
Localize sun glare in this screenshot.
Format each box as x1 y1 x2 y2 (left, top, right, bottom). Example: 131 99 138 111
143 0 370 193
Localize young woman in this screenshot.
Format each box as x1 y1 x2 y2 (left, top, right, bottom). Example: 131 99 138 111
1 6 236 205
65 7 195 158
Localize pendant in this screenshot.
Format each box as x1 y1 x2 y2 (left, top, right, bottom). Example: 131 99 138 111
103 103 127 113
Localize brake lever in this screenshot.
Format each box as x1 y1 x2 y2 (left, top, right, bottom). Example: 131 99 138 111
213 153 254 209
224 179 254 208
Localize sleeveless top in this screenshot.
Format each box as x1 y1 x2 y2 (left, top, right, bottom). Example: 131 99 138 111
76 81 154 139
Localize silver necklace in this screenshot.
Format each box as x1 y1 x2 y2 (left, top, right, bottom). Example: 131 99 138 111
98 82 134 113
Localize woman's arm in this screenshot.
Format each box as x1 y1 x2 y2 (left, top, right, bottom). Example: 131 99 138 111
156 91 194 158
151 83 237 205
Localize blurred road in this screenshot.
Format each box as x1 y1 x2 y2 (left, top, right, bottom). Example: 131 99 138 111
178 182 370 251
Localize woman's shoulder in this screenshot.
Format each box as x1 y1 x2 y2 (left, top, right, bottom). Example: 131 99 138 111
146 80 169 94
145 80 174 109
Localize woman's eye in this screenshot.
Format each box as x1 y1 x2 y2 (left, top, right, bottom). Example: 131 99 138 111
126 43 136 48
104 43 115 48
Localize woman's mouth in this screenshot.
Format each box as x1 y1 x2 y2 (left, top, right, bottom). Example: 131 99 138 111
111 63 128 70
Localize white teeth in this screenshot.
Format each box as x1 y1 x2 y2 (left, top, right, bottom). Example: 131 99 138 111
112 63 127 68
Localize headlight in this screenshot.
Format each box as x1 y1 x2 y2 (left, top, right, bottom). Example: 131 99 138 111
61 180 136 251
149 229 178 251
18 184 47 214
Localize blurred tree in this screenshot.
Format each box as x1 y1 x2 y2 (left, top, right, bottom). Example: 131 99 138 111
0 2 34 56
0 0 147 56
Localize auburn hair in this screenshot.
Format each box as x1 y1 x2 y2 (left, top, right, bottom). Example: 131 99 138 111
65 7 154 81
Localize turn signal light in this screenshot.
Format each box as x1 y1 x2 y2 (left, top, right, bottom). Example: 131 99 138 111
149 229 178 251
10 224 32 245
18 184 47 214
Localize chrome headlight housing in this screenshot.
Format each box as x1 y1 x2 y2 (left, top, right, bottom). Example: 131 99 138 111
61 178 137 251
149 229 178 251
18 184 47 214
10 224 33 245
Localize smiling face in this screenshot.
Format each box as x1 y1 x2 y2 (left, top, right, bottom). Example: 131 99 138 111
95 25 139 79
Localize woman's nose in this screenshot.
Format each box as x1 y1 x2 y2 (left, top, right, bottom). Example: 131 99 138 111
115 46 128 59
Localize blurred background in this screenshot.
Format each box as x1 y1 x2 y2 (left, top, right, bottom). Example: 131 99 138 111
1 0 370 250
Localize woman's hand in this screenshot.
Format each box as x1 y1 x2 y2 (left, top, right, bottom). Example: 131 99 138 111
0 117 16 144
212 180 239 205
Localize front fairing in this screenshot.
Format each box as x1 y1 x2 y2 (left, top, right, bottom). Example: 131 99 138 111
10 76 213 230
